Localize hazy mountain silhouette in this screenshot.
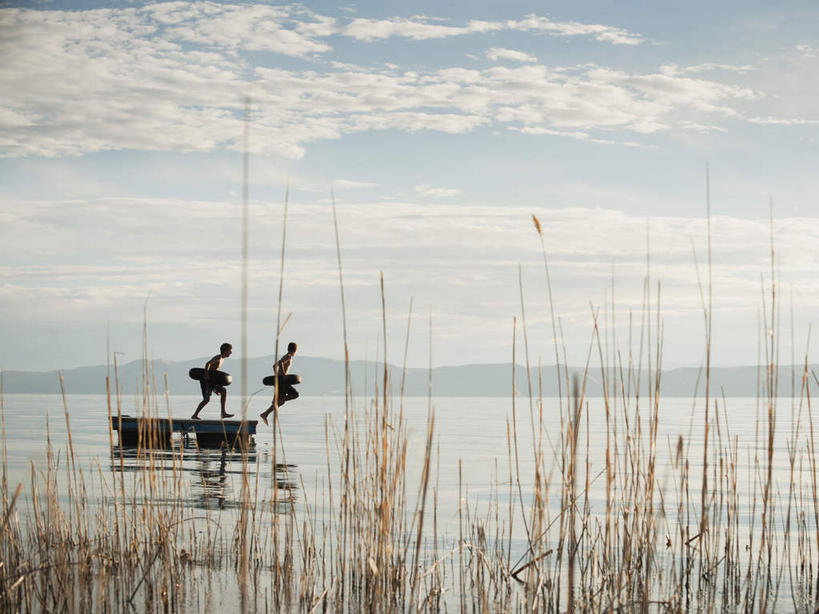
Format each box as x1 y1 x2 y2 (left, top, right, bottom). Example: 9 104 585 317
0 356 811 397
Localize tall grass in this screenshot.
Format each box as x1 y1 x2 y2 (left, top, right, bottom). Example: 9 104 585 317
3 218 819 612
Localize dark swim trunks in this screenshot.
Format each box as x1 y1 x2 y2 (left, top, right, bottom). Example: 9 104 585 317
200 378 224 401
277 383 299 405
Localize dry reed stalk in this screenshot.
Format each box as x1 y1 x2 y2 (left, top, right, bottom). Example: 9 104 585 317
6 203 819 613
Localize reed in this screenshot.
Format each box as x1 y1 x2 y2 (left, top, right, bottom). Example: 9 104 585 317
2 217 819 613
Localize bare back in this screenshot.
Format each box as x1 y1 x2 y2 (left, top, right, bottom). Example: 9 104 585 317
205 353 224 372
275 352 292 376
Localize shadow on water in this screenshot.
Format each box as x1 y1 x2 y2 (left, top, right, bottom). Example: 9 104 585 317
110 438 299 512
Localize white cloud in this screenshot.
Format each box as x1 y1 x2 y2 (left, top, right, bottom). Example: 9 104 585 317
339 14 646 45
796 44 817 58
748 116 819 126
507 15 645 45
513 125 619 145
343 17 472 41
675 63 756 74
0 5 799 159
340 14 643 44
486 47 537 63
414 184 463 198
146 3 333 56
335 179 378 189
0 106 35 128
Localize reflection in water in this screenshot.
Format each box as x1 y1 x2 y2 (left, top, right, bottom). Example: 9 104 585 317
195 447 230 510
110 438 299 512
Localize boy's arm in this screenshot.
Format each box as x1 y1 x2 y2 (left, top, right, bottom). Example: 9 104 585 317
203 354 220 377
276 354 291 375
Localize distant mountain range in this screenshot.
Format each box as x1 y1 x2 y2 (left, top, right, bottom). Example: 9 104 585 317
0 355 814 397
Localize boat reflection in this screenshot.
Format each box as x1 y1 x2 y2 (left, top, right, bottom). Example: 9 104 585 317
110 439 298 512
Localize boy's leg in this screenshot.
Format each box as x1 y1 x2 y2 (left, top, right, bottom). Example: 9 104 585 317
279 384 298 404
259 403 273 426
192 382 210 419
260 396 277 425
192 398 208 419
219 389 234 419
219 389 232 419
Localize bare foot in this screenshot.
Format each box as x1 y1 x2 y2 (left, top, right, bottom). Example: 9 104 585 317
191 415 201 420
221 413 234 419
260 414 269 426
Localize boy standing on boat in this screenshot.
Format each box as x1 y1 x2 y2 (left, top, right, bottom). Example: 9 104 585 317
192 342 234 420
260 341 298 426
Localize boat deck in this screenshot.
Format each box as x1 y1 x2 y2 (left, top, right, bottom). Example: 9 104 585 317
110 415 258 448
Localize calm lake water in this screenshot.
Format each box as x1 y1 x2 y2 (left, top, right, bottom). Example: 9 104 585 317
2 392 811 528
2 392 816 610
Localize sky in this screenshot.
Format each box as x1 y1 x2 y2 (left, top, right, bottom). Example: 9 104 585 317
1 1 818 372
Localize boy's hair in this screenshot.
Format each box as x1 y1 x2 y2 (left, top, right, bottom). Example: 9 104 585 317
287 341 298 353
220 342 232 353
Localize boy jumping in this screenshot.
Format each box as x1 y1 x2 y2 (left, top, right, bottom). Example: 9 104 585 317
260 341 298 426
192 342 234 420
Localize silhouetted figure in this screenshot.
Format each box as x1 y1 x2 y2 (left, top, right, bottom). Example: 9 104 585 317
192 342 234 420
260 341 298 426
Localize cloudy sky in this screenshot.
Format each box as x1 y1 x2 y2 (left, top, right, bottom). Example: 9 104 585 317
1 0 818 373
